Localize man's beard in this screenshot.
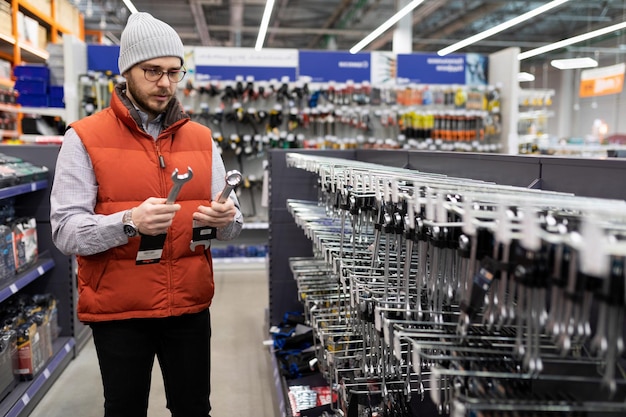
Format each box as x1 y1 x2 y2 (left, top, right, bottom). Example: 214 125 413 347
127 80 173 118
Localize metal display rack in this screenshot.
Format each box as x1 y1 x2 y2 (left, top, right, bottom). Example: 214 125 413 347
269 149 626 327
267 148 626 416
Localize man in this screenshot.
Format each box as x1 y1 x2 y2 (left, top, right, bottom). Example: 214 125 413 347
50 12 243 417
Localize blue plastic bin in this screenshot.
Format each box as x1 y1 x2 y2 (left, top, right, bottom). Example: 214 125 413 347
13 65 50 81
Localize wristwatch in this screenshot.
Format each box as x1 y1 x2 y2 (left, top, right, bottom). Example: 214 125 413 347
122 209 138 237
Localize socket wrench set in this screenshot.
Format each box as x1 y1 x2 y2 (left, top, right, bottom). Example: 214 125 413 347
284 152 626 417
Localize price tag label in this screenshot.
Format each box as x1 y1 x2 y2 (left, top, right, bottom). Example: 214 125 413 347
9 284 18 294
393 332 402 361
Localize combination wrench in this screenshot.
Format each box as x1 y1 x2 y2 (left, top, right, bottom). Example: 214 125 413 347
167 167 193 203
190 170 243 251
135 166 193 265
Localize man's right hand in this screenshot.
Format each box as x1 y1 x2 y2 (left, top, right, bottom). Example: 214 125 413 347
132 197 181 236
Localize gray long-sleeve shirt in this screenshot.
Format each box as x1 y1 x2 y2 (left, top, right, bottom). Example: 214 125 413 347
50 111 243 257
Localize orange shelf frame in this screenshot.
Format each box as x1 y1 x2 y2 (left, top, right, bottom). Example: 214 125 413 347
7 0 84 66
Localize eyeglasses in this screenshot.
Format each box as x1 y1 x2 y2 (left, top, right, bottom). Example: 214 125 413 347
141 67 187 83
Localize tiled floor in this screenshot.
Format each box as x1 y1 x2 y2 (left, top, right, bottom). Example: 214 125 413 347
27 263 276 417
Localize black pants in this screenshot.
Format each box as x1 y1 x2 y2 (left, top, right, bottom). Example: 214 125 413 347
89 309 211 417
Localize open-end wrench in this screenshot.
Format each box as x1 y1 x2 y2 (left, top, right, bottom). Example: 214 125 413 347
167 167 193 203
190 170 242 251
136 167 193 265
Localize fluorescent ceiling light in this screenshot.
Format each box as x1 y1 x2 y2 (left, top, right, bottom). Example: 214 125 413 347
519 21 626 60
551 57 598 70
517 72 536 82
122 0 138 14
350 0 425 54
255 0 276 51
438 0 571 56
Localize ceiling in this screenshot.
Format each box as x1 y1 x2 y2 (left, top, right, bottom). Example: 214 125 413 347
76 0 626 66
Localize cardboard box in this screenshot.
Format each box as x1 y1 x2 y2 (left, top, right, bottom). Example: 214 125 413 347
38 24 47 50
29 0 51 18
16 12 40 47
0 4 11 38
55 0 80 34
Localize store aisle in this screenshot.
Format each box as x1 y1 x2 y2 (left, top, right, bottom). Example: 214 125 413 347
28 263 275 417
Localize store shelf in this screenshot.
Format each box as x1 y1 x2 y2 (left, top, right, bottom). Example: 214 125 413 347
518 109 555 120
243 221 269 230
0 255 55 304
213 257 267 265
0 130 18 138
0 180 48 200
0 105 18 113
0 337 75 417
19 135 63 144
13 107 66 119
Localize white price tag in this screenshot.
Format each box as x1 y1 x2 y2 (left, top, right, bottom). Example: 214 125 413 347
43 368 51 379
412 345 421 374
383 318 390 346
391 180 398 203
9 284 18 294
21 394 30 406
30 183 37 192
393 332 402 360
37 266 45 276
436 192 446 223
64 343 72 353
374 306 382 332
430 367 441 405
425 189 434 221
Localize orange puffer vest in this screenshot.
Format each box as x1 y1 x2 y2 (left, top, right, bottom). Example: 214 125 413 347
70 84 215 322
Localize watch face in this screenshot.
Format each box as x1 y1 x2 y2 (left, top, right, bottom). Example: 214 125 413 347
124 224 137 237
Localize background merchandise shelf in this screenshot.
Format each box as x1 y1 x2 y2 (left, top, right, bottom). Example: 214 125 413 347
0 179 46 200
0 255 53 303
0 0 84 66
0 144 90 417
0 337 75 417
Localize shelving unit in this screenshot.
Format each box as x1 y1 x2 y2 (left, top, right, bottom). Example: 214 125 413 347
517 88 555 154
0 144 91 417
267 148 626 417
0 101 19 140
0 0 83 66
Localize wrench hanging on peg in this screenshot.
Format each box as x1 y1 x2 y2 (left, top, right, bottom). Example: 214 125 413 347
402 198 417 318
457 228 496 337
595 255 625 396
546 242 566 338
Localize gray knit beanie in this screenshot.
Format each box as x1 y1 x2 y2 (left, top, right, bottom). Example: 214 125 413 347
118 12 184 75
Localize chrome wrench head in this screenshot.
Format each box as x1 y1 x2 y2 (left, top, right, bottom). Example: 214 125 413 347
217 170 243 203
166 166 193 204
190 169 242 252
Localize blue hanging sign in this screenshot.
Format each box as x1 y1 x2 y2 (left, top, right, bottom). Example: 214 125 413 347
298 51 371 83
87 45 121 73
193 47 298 82
396 53 485 85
